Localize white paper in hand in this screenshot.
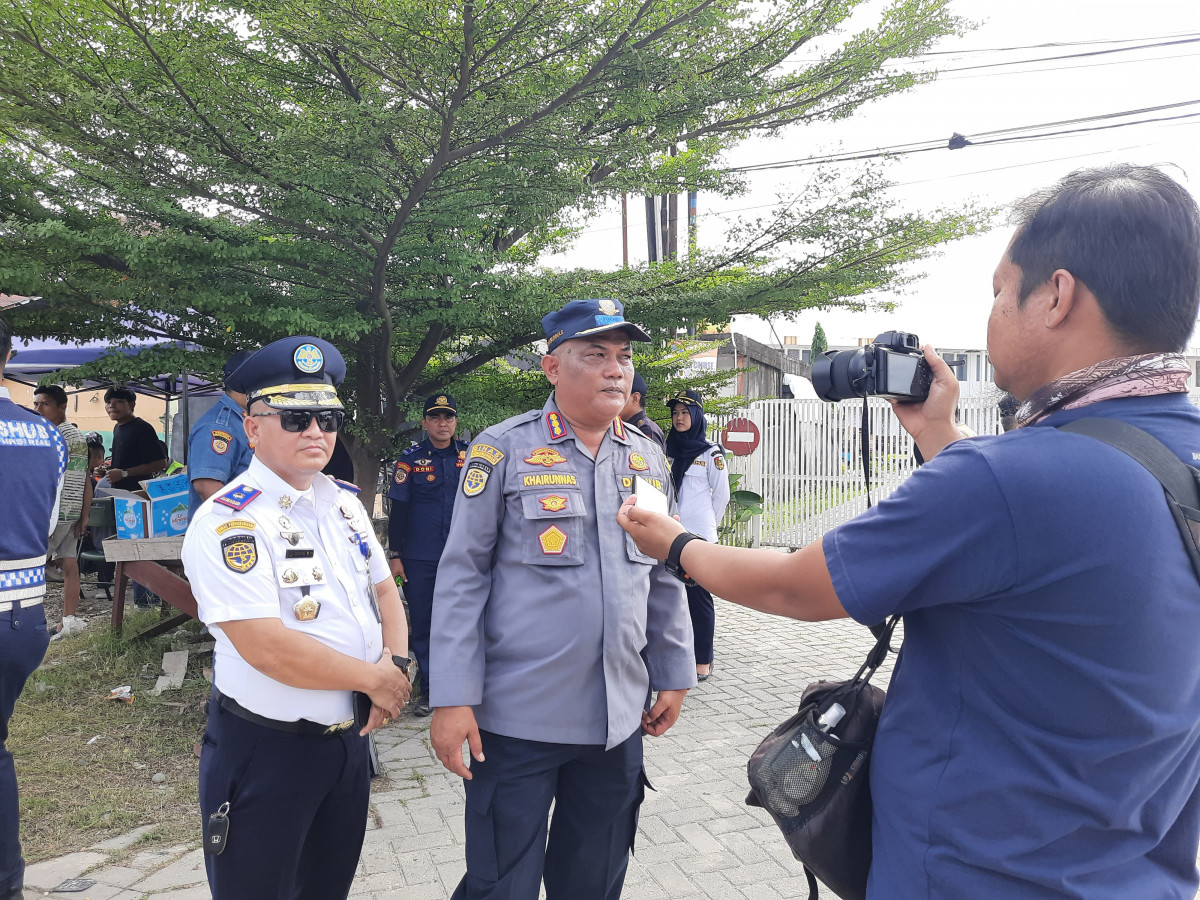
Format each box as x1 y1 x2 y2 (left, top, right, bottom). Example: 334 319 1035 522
633 475 670 517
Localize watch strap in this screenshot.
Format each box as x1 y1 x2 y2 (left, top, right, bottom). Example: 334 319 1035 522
667 532 702 585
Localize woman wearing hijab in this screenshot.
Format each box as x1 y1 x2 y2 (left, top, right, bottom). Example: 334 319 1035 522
666 389 731 681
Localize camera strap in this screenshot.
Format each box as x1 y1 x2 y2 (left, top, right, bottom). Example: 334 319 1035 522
860 398 873 509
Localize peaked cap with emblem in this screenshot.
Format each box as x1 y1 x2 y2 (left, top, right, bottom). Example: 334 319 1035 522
241 336 346 410
222 348 257 393
666 387 704 411
423 393 458 416
541 298 651 353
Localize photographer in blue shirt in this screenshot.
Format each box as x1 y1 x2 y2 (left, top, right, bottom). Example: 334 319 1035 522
620 165 1200 899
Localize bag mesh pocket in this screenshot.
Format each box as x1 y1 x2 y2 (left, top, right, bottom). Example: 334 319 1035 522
748 719 837 817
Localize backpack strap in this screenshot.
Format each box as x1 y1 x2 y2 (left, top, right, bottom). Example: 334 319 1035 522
1058 417 1200 580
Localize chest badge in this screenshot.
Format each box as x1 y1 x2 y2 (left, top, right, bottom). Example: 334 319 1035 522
282 568 299 584
293 596 321 621
539 525 568 555
525 447 568 467
312 567 324 582
221 535 257 573
278 495 293 510
628 452 648 472
539 495 569 512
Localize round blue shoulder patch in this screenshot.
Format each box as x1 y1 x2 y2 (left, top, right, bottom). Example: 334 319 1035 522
293 343 324 374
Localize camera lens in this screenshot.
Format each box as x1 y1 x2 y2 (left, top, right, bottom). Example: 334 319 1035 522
811 348 868 402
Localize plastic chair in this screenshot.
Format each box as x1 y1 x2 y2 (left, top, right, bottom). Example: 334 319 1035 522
78 496 116 601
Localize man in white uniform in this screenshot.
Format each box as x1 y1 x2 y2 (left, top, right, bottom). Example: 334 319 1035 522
182 335 412 900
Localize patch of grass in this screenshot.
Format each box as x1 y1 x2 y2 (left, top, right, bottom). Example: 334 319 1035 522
10 610 211 862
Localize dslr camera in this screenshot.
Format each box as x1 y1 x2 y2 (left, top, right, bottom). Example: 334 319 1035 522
811 331 932 403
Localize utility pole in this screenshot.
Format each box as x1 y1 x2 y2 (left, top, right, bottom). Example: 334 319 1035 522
620 192 628 268
688 190 698 254
644 197 658 262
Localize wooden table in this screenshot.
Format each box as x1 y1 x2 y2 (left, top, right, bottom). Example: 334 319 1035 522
101 536 198 638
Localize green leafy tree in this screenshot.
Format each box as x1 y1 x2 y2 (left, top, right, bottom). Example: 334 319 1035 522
811 322 829 357
0 0 982 508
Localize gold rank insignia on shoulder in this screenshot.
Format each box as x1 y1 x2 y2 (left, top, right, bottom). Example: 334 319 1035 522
221 535 257 573
628 452 648 472
293 596 321 621
525 447 568 467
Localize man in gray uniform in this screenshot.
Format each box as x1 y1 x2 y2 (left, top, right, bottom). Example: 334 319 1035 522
430 298 695 900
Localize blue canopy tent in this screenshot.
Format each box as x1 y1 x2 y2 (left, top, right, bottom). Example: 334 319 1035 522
4 337 222 463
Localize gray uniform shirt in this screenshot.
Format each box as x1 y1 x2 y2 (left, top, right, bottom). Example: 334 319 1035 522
430 394 695 749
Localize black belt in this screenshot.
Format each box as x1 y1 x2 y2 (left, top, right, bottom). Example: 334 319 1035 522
215 690 355 737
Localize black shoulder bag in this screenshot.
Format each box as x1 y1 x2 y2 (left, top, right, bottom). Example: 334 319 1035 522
745 615 898 900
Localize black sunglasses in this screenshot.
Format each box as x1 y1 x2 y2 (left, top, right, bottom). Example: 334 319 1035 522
250 410 345 433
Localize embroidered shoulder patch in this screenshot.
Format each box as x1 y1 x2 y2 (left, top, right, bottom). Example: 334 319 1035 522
221 534 258 573
462 461 492 497
713 453 726 470
469 444 505 466
210 429 232 455
214 485 261 511
216 519 256 535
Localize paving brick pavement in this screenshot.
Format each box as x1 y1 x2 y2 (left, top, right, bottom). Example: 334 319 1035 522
24 602 896 899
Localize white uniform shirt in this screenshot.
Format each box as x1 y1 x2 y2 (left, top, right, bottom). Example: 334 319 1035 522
182 456 389 725
674 444 731 543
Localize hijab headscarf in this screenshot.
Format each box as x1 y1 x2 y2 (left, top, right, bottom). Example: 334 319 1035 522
666 390 710 492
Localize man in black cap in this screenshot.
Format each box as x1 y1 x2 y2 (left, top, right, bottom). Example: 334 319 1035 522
182 336 413 900
186 348 256 520
93 386 167 492
620 372 666 452
387 393 469 716
430 298 694 900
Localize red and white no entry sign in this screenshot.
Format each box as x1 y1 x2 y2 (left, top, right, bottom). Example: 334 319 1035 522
722 418 760 456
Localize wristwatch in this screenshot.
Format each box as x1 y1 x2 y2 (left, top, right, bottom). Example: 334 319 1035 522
386 552 402 560
665 532 702 586
391 655 416 683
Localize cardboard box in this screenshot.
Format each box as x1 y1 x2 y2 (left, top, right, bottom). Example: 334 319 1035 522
109 473 190 539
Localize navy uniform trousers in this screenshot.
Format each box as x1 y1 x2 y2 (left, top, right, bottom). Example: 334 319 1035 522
199 697 370 900
404 559 439 699
686 583 715 667
0 604 49 896
453 729 648 900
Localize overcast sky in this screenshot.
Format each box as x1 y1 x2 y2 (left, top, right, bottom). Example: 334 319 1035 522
544 0 1200 351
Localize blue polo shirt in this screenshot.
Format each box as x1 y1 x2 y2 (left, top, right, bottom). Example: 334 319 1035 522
387 438 468 561
187 394 253 520
824 394 1200 899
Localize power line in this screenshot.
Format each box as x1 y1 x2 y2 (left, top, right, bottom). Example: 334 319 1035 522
891 36 1200 75
935 49 1199 81
727 100 1200 173
912 32 1200 58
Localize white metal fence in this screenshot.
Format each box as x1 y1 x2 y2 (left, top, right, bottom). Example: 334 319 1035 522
710 397 1004 549
712 392 1200 549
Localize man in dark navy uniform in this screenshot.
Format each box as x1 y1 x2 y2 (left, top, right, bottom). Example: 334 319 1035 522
388 394 469 716
621 373 666 452
0 315 68 900
186 348 256 520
